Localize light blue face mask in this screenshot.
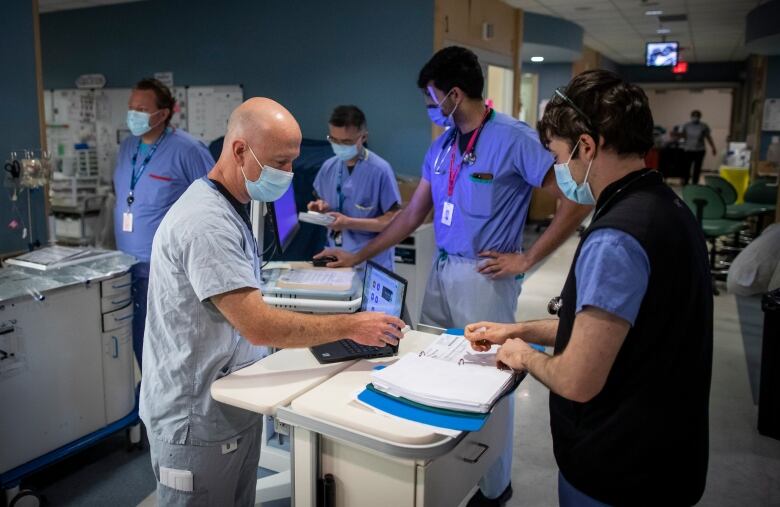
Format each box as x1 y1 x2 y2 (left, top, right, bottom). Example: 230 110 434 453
242 144 294 202
330 141 359 162
426 88 458 128
127 110 160 137
554 139 596 205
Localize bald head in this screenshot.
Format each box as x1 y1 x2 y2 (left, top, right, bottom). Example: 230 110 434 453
214 97 302 203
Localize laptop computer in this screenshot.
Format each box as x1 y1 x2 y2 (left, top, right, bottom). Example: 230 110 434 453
310 261 408 364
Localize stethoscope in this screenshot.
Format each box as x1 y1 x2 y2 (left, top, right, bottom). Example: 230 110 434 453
431 108 490 175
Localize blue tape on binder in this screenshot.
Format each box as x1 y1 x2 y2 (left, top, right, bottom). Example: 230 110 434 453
357 387 488 432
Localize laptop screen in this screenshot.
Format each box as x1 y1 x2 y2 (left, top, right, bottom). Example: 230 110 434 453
361 262 405 318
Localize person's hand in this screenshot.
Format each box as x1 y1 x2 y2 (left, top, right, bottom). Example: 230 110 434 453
477 251 532 279
307 199 330 212
464 321 514 351
346 311 406 347
496 338 536 371
326 212 352 232
313 247 359 268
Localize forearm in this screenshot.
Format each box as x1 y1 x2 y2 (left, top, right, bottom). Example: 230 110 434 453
345 210 400 233
353 208 424 263
524 199 590 267
514 319 558 347
216 290 352 348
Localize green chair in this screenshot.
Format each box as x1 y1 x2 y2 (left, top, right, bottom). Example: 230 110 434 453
682 185 745 294
704 175 738 204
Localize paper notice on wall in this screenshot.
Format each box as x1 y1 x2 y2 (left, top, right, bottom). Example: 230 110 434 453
187 86 244 144
763 98 780 131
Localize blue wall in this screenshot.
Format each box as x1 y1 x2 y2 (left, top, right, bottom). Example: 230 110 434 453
40 0 434 176
1 1 47 255
760 55 780 159
617 61 745 84
524 62 572 106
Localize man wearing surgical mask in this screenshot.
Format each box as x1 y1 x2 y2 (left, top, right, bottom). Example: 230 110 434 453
113 78 214 370
464 71 713 506
308 105 402 271
140 98 405 505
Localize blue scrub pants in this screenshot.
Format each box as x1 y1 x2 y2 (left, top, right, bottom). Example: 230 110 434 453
559 472 612 507
131 262 150 371
420 253 523 499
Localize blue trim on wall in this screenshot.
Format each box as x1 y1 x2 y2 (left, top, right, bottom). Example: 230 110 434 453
40 0 434 176
1 1 47 256
523 12 583 53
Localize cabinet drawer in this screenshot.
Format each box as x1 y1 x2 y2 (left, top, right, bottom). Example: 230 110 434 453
101 272 132 298
102 326 135 423
417 396 513 507
102 303 133 332
101 292 132 314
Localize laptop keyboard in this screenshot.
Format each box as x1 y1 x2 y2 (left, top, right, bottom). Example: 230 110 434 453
340 339 384 355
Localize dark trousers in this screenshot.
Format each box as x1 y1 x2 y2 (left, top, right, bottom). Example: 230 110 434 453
683 150 706 185
131 262 150 371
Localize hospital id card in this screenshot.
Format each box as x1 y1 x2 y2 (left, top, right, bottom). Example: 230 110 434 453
441 201 454 226
122 212 133 232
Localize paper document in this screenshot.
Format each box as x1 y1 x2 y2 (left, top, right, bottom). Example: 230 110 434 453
369 334 517 414
278 269 353 287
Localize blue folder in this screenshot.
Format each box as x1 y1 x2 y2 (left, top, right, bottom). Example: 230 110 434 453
357 385 488 432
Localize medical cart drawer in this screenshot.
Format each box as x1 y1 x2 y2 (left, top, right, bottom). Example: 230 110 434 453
101 272 132 298
416 396 512 507
102 325 135 423
102 303 133 332
100 291 132 314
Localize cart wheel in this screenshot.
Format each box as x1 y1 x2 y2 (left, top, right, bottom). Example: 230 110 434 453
126 423 145 451
9 489 42 507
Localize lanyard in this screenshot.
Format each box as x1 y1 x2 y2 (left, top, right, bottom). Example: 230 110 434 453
127 129 168 207
336 166 345 213
447 107 491 198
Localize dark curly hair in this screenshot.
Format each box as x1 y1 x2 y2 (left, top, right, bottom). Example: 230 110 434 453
537 70 654 157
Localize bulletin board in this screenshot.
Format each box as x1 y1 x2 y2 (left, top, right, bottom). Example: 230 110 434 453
44 85 243 183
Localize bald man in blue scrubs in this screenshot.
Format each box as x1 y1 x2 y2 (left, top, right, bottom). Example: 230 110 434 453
317 46 591 506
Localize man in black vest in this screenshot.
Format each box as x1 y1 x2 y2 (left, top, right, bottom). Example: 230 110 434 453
464 70 713 506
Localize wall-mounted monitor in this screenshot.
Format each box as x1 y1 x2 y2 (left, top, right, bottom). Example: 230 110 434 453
646 42 679 67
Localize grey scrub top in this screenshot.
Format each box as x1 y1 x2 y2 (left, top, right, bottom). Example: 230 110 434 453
140 178 268 446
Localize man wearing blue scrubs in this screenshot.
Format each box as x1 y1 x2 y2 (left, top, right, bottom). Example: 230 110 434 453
113 78 214 369
317 47 590 506
308 105 402 271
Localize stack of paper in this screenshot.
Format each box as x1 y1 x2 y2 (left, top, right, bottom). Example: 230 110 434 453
369 334 518 414
4 246 116 271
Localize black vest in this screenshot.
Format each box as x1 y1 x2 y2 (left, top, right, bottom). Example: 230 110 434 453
550 170 713 506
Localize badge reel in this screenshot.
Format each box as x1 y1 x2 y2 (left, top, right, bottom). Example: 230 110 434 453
123 193 135 232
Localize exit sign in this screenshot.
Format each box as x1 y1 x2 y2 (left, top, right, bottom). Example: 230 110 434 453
673 61 689 74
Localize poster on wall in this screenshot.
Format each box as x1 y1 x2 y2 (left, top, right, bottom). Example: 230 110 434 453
762 98 780 131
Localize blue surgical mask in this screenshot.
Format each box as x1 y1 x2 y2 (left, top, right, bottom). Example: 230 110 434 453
426 89 458 128
330 142 359 162
553 139 596 205
242 145 294 202
127 110 158 137
427 105 454 128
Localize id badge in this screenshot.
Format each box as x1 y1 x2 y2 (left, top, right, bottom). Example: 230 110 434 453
122 212 133 232
441 201 454 226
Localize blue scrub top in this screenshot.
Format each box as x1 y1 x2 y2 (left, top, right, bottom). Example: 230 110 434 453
422 111 554 259
314 150 402 271
113 128 214 263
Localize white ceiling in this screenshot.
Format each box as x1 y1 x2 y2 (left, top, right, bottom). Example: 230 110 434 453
39 0 147 14
504 0 769 64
